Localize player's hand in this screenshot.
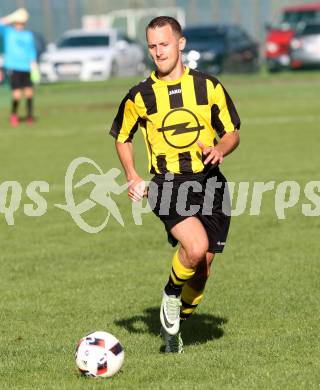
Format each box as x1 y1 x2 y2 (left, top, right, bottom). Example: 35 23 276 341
197 140 223 166
31 62 41 84
128 176 146 202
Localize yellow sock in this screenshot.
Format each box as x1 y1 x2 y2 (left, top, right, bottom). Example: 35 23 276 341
170 249 195 287
165 250 196 296
181 283 204 320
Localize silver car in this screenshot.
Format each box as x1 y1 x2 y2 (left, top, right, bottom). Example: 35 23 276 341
40 29 145 82
290 23 320 69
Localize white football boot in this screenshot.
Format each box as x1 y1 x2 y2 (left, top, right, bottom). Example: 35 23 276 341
160 291 181 335
160 326 184 353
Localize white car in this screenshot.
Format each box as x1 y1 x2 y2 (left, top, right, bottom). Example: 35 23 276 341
39 29 145 82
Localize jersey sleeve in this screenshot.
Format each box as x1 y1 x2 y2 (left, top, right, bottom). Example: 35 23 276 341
209 81 241 138
109 92 140 143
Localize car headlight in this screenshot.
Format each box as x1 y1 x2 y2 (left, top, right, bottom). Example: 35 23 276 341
290 39 302 50
40 54 49 62
188 60 198 69
187 50 200 61
266 42 279 53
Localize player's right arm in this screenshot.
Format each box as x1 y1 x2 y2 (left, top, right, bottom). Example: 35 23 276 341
110 91 145 202
115 141 145 202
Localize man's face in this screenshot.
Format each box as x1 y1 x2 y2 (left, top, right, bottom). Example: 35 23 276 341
146 24 185 76
14 22 25 31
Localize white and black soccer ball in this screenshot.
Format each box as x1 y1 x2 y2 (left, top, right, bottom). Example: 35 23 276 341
75 331 124 378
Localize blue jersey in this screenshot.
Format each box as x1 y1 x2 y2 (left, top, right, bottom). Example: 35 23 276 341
0 23 36 71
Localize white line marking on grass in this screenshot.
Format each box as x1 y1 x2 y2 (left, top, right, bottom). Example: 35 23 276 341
244 115 319 125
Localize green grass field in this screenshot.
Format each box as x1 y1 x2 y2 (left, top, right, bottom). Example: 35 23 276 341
0 70 319 389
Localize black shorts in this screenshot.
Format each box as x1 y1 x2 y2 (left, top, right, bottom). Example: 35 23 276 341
148 167 231 253
8 70 32 89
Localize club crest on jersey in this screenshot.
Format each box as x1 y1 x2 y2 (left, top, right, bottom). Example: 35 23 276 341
157 108 205 149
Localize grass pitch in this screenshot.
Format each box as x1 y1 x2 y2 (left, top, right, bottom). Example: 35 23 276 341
0 71 319 389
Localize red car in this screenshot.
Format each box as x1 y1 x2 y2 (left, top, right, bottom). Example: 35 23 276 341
265 2 320 72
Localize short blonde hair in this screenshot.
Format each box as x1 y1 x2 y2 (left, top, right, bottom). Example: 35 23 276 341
146 16 183 38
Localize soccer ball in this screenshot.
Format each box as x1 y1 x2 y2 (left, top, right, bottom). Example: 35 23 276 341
75 331 124 378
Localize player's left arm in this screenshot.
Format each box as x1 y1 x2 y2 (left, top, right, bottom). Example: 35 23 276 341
198 131 239 165
28 33 40 82
199 81 241 166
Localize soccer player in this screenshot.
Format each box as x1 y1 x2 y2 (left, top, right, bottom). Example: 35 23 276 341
0 8 39 126
110 16 240 353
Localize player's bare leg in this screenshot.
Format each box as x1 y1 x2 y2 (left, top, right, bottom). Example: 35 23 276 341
160 217 209 352
171 217 209 269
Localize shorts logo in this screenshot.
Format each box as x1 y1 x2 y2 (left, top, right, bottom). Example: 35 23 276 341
157 108 205 149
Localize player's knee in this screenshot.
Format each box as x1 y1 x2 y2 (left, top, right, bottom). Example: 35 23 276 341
186 245 208 267
13 90 22 100
24 89 33 98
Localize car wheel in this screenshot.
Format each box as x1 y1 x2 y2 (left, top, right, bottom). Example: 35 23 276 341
110 61 119 77
266 59 281 73
213 57 224 74
215 64 223 74
267 66 280 73
248 58 260 73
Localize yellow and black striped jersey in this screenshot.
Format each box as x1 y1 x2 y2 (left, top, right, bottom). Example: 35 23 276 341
110 66 240 174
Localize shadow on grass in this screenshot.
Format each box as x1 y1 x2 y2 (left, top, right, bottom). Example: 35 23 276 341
115 307 227 346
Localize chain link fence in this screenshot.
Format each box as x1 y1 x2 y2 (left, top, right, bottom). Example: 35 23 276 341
0 0 316 44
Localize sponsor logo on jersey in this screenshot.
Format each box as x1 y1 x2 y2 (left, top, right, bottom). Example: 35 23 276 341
168 88 182 95
157 108 205 149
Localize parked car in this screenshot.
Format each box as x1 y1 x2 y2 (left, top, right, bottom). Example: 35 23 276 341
182 25 259 74
265 2 320 72
39 29 145 82
290 22 320 69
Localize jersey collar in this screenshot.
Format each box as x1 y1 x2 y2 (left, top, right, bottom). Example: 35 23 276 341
151 66 189 85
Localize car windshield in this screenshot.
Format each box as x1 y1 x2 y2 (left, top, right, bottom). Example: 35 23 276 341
301 24 320 35
282 10 320 29
57 35 110 48
184 28 225 43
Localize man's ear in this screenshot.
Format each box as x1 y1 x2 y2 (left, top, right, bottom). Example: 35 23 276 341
179 36 186 51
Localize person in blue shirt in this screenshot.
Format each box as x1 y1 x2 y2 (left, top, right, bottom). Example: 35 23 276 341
0 8 39 126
